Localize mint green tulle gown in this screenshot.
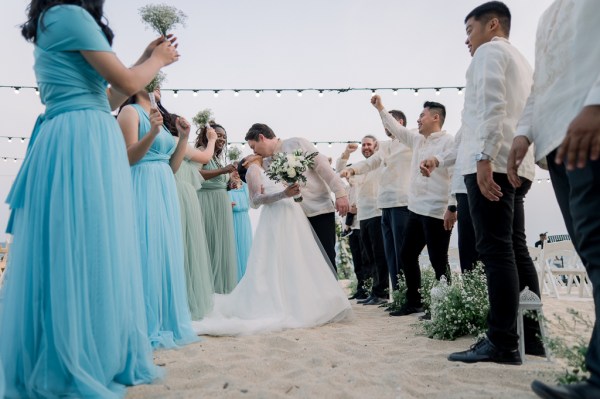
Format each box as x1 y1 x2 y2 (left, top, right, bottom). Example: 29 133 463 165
197 159 238 294
174 157 215 319
0 5 159 398
129 105 198 348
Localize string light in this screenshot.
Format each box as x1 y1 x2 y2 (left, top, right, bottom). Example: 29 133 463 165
255 90 261 98
1 85 468 97
35 88 39 96
435 88 441 96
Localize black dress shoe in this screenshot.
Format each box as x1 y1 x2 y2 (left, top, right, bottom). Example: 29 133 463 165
348 292 368 300
389 305 423 316
357 295 374 304
363 297 387 306
418 312 431 321
448 337 522 365
531 380 600 399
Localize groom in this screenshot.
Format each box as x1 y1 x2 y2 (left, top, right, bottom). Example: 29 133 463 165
245 123 350 270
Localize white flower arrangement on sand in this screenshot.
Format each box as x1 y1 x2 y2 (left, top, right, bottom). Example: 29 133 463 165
139 3 187 36
266 149 317 202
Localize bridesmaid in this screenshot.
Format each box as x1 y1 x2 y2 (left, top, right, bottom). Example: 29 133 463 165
0 1 174 397
117 89 197 349
195 123 238 294
228 164 253 280
169 114 219 320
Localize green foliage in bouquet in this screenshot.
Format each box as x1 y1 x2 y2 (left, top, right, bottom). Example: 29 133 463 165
192 109 213 129
544 308 591 385
335 221 355 280
145 71 166 93
265 150 318 185
227 146 242 162
139 3 187 36
422 263 489 340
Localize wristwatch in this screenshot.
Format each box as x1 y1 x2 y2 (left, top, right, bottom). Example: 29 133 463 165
476 152 492 162
447 205 457 212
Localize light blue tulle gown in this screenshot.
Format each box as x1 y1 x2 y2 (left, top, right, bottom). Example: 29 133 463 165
228 183 253 280
0 5 160 398
129 104 198 349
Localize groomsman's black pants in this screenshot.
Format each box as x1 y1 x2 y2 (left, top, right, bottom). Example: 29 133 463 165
400 211 451 308
465 173 540 351
547 150 600 387
360 216 388 299
456 193 479 272
308 212 337 271
348 229 368 297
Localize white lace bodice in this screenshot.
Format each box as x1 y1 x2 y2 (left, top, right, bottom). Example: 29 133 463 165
246 164 290 209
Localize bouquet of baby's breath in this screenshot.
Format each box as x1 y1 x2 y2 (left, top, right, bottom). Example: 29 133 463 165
266 149 318 202
227 146 242 162
145 71 166 93
192 109 213 129
422 263 489 340
139 4 187 36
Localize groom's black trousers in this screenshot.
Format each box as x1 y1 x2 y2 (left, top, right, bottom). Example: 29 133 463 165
308 212 337 271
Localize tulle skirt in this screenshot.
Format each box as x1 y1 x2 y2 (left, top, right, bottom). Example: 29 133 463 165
192 197 352 336
196 188 238 294
131 161 198 349
0 110 160 398
175 177 214 320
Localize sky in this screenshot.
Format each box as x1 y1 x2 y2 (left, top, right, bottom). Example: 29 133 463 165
0 0 565 246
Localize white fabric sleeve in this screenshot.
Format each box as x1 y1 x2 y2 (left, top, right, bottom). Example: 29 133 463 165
378 109 418 149
246 164 288 209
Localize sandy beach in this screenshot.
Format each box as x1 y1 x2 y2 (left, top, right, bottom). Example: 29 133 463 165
127 294 594 399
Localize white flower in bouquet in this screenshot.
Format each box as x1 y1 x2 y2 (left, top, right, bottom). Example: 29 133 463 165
145 71 166 108
266 149 318 202
139 3 187 36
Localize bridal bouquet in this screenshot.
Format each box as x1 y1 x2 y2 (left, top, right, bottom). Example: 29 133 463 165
139 4 187 36
266 149 318 202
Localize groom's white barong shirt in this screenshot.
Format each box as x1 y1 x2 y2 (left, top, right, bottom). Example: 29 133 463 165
450 37 535 179
515 0 600 164
266 138 347 217
378 110 454 220
347 140 412 210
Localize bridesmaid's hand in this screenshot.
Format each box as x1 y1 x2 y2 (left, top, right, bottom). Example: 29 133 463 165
206 126 218 142
151 40 180 67
223 164 236 174
149 108 163 136
139 35 178 65
176 116 191 140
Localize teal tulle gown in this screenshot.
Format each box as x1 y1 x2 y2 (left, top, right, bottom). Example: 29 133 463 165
228 183 253 280
174 158 215 320
129 105 198 348
0 5 159 398
197 159 238 293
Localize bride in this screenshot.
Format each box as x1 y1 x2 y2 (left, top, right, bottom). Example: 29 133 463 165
192 155 352 336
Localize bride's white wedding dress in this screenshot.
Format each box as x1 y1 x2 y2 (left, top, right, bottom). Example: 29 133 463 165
192 164 352 336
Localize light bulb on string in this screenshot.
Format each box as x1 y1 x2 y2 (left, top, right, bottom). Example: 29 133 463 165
328 142 332 148
276 90 282 98
2 157 6 162
35 88 39 96
14 87 20 94
7 137 12 143
457 87 464 95
318 90 324 98
371 89 376 97
173 90 178 98
255 90 261 98
234 90 240 97
297 90 303 97
413 89 419 96
21 138 25 143
13 158 17 162
393 89 398 96
435 88 441 96
193 90 198 97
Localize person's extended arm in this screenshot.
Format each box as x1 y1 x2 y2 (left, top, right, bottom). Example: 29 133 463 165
82 37 179 110
200 163 236 180
169 116 191 173
246 165 300 208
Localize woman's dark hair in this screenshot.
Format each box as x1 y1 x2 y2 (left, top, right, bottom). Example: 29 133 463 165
117 95 176 135
237 157 249 183
21 0 114 45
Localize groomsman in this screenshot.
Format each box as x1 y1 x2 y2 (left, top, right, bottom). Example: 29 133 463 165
446 1 541 365
245 124 349 269
338 137 388 305
340 111 412 291
507 1 600 396
371 96 455 316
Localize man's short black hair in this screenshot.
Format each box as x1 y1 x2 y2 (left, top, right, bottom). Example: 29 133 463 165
423 101 446 126
465 1 511 36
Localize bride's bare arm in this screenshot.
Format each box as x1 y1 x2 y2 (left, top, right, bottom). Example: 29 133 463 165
247 164 298 208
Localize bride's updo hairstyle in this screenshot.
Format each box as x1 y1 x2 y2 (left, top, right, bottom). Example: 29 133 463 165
237 157 249 184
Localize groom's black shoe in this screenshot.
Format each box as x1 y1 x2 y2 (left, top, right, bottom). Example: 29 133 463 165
389 305 423 316
348 292 368 300
363 297 387 306
448 336 522 365
357 295 375 304
531 380 600 399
